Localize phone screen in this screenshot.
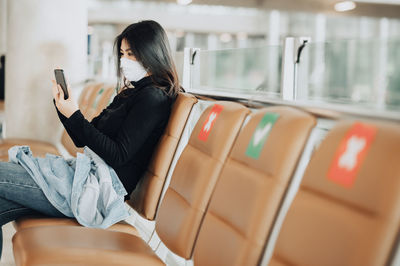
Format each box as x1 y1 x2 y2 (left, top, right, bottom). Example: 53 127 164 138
54 69 69 100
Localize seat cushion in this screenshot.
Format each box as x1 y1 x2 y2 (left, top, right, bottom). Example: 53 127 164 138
13 226 164 266
14 216 139 237
0 139 59 161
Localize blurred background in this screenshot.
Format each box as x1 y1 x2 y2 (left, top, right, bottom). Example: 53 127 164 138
0 0 399 143
85 0 400 111
85 0 400 87
0 1 400 265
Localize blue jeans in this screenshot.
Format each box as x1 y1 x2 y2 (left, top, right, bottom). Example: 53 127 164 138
0 161 66 259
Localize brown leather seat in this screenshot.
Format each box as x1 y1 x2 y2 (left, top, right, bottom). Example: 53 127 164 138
7 83 120 234
128 92 198 220
78 83 106 118
0 139 60 161
12 84 135 233
14 92 197 236
192 106 316 266
155 101 249 259
13 226 164 266
15 216 140 237
269 120 400 266
12 101 249 265
85 84 115 121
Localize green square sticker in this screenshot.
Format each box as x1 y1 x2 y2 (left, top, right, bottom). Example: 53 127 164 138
92 88 105 108
245 112 279 159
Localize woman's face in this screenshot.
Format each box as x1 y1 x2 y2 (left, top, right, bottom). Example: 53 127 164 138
120 39 137 61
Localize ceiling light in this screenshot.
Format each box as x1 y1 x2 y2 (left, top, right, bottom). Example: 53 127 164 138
177 0 192 5
334 1 357 12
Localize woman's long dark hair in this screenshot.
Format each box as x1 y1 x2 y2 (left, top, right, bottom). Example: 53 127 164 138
114 20 181 97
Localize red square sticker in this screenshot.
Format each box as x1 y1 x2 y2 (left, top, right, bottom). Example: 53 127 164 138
327 122 377 188
198 104 224 142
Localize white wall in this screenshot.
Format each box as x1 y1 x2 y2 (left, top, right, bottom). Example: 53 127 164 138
88 1 270 35
0 0 6 55
5 0 88 142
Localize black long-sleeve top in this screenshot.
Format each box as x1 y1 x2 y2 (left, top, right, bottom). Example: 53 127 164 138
54 76 174 199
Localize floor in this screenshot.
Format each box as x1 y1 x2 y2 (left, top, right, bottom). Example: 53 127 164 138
1 223 16 266
0 102 14 265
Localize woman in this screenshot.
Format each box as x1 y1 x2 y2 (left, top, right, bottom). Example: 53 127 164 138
0 20 180 257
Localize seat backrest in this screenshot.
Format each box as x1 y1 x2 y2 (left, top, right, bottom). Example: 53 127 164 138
192 106 316 266
79 83 104 116
85 85 115 120
155 101 250 259
271 120 400 266
127 93 198 220
77 83 95 108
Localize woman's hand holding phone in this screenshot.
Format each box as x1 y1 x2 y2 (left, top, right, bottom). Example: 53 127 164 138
51 80 79 118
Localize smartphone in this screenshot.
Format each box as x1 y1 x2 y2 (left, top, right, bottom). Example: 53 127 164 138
54 69 69 100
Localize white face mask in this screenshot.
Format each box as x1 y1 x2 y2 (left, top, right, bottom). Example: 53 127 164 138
120 57 148 82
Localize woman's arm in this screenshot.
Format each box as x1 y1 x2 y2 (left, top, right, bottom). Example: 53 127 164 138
54 99 117 147
52 81 117 148
52 80 85 147
53 100 85 147
62 89 169 168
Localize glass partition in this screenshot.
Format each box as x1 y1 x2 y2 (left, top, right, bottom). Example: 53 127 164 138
296 39 400 111
192 46 282 98
386 40 400 109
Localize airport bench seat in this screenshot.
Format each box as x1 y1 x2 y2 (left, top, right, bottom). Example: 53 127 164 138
0 139 60 160
12 101 249 265
193 106 316 266
13 226 164 266
6 83 142 236
7 83 134 235
14 92 197 237
270 120 400 266
14 216 139 237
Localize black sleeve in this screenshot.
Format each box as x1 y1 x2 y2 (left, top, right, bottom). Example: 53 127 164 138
53 96 118 148
89 95 119 128
62 90 168 168
53 99 84 147
53 99 67 124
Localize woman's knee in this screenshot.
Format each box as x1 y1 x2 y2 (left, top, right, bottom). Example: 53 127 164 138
0 162 39 189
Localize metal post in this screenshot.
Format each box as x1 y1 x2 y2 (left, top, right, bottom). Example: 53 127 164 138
281 37 296 101
182 47 200 92
281 37 310 101
182 47 192 90
294 37 311 100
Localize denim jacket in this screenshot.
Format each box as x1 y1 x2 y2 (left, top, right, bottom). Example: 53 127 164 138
8 146 129 229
